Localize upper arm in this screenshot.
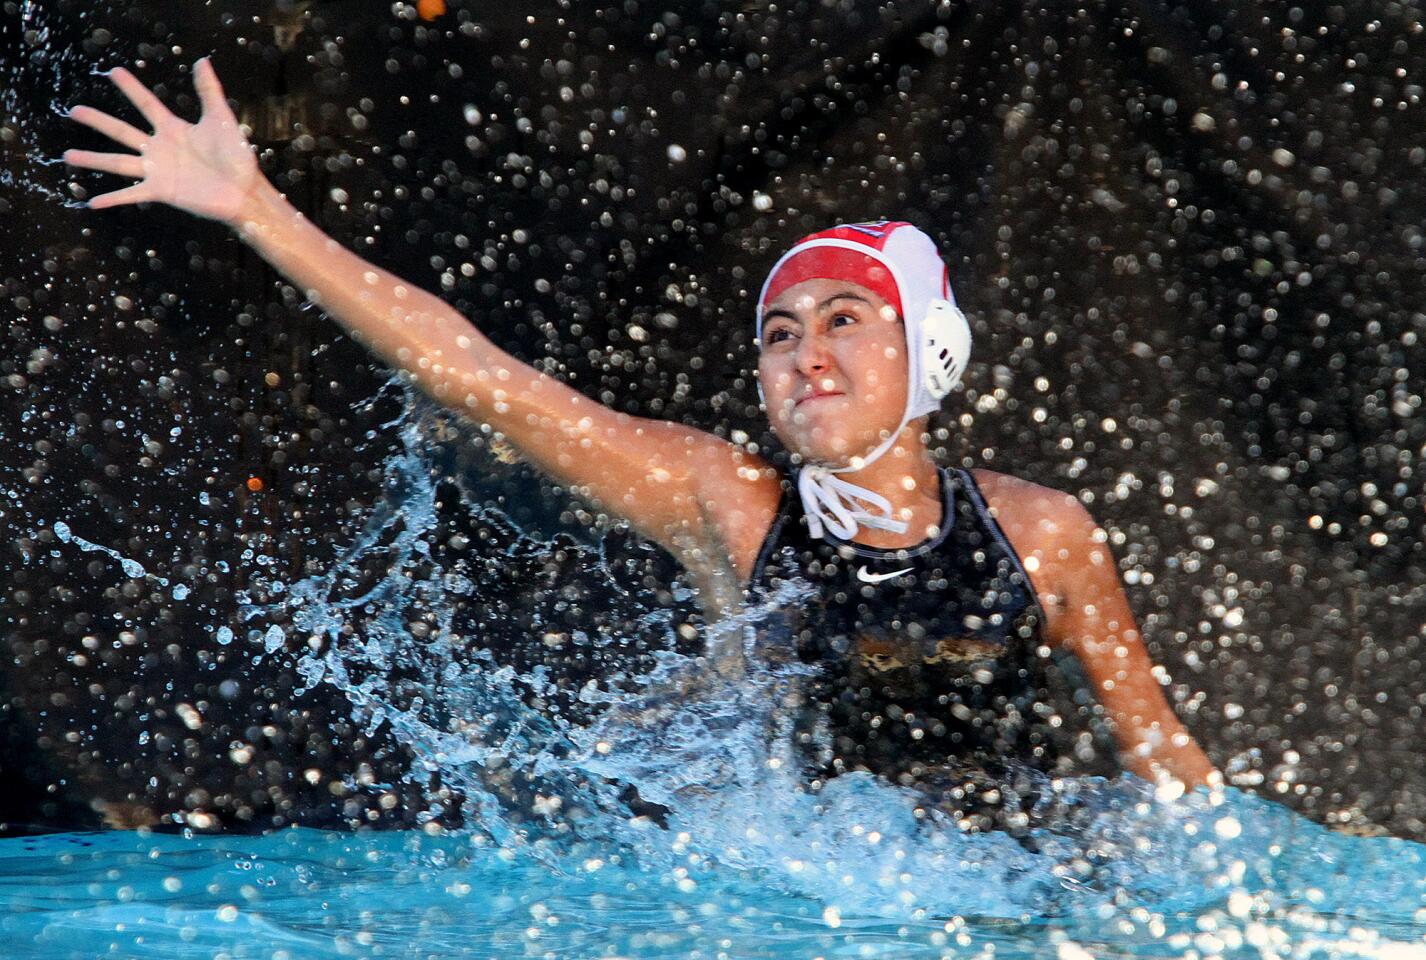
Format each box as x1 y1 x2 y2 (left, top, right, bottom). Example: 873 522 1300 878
355 290 781 582
1035 496 1138 661
1028 495 1170 722
490 380 780 576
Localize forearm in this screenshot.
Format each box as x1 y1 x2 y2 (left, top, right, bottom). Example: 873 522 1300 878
225 177 727 559
1063 624 1218 790
230 177 510 413
64 59 739 576
1113 711 1217 792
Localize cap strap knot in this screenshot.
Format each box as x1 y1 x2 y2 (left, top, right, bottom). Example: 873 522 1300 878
797 465 908 541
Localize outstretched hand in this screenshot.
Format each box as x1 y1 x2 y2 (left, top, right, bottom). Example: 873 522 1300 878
63 58 261 225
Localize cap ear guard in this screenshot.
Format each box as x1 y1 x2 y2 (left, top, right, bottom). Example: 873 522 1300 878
921 298 971 400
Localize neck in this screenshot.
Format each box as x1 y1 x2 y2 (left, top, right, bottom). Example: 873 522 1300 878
822 420 943 548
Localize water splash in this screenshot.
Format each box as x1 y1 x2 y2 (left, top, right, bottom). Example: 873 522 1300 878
51 519 170 586
232 389 1426 923
3 0 98 207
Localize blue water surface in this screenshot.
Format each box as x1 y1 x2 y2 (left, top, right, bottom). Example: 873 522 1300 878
1 784 1424 959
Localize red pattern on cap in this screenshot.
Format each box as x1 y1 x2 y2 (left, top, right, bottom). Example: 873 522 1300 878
760 221 916 319
762 248 903 317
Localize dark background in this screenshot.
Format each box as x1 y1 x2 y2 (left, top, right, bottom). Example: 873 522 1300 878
1 0 1423 837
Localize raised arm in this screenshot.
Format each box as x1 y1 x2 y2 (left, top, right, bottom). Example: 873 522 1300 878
63 59 781 594
229 158 780 582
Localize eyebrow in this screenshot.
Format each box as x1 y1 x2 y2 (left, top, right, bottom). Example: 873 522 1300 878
762 292 873 325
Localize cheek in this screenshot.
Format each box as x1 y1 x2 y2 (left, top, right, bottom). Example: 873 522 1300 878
757 358 792 397
847 344 904 394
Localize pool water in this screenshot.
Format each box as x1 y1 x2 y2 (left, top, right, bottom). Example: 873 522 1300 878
1 782 1423 960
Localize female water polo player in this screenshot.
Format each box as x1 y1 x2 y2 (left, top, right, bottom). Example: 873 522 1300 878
64 61 1218 822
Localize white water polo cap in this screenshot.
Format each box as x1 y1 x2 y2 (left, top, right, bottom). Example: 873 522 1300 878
755 220 972 541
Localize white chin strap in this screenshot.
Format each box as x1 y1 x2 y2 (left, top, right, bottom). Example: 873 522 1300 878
795 426 909 541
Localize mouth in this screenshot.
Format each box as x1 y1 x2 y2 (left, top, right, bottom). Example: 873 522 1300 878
795 391 844 407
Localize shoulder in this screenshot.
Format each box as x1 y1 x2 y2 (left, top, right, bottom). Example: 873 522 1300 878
968 467 1094 541
967 468 1108 620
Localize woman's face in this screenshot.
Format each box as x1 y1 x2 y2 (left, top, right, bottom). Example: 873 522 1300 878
757 277 910 466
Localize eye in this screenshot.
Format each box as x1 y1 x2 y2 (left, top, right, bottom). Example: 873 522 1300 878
830 312 858 328
763 326 795 346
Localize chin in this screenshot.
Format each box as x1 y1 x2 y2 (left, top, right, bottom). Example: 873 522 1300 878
769 399 898 463
780 427 890 467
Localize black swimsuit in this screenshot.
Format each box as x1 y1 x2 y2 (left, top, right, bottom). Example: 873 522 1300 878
746 465 1120 833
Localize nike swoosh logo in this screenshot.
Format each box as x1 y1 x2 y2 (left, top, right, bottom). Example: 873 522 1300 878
855 565 914 584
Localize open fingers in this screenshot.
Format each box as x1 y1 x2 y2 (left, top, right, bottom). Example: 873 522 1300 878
66 104 149 152
87 182 157 210
107 66 176 131
62 148 146 180
193 58 238 124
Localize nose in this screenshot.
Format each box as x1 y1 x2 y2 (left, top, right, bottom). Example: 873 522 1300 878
793 329 830 379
